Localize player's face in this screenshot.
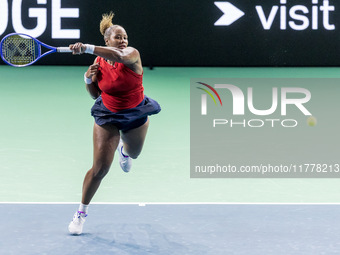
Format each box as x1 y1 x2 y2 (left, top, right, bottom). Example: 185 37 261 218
106 26 128 49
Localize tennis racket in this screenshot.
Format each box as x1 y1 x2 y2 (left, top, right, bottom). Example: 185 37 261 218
0 33 72 67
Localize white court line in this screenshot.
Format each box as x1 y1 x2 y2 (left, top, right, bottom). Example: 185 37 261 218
1 202 340 205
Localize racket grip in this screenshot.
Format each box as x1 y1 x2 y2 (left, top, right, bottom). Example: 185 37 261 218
57 47 72 53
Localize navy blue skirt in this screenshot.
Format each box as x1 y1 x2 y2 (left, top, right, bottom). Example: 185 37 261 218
91 95 161 131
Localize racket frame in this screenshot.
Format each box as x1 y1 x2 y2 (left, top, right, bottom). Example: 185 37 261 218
0 33 71 67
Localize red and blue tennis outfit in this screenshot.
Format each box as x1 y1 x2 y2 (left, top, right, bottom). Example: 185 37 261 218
91 57 161 131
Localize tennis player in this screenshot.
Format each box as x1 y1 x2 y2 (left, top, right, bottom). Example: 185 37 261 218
68 12 161 235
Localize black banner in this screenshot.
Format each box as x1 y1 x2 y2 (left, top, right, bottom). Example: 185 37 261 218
0 0 339 66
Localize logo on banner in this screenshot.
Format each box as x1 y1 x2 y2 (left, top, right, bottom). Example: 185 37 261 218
196 82 312 128
214 0 335 30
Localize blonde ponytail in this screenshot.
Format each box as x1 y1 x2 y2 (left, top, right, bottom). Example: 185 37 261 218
100 12 116 39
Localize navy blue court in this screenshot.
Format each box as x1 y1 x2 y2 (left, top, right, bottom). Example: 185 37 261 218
1 204 340 255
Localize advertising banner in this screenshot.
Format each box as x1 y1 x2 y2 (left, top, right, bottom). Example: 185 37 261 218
0 0 339 66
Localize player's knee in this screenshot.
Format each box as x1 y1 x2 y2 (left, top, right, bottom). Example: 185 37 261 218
123 150 140 159
128 151 140 159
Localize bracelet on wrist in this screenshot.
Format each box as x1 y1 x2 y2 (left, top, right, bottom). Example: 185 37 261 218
84 72 92 84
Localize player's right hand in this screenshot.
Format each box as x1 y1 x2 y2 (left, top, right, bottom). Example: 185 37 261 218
69 43 85 55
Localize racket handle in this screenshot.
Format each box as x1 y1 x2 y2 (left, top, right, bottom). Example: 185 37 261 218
57 47 72 53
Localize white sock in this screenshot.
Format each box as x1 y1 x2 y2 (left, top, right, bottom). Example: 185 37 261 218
78 203 89 214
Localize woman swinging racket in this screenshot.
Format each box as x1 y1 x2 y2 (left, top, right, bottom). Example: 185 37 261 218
68 12 161 235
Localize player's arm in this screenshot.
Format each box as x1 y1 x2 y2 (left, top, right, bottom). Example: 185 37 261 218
85 58 101 100
94 46 140 65
69 43 139 65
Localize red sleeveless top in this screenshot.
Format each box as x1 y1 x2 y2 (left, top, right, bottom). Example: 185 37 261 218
96 57 144 112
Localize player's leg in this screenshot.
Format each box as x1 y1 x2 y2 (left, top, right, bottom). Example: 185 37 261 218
69 122 119 235
116 118 149 172
121 118 149 159
82 122 120 204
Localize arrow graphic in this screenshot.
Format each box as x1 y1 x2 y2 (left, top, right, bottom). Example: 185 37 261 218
214 2 245 26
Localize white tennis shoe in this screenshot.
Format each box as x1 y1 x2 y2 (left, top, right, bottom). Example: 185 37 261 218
117 139 132 172
68 211 87 235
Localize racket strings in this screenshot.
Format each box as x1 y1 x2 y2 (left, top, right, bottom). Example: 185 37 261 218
1 35 39 66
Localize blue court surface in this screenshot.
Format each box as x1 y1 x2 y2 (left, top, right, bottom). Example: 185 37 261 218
1 203 340 255
1 66 340 254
